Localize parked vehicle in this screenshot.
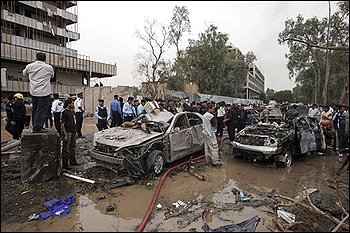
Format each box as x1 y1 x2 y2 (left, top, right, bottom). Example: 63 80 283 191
90 111 204 177
232 116 323 167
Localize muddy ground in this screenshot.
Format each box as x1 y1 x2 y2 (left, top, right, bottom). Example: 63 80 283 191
1 117 349 232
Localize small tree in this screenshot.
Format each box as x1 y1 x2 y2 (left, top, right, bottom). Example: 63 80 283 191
135 19 168 99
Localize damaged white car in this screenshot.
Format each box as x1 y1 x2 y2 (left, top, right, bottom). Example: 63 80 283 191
90 111 204 177
232 116 323 167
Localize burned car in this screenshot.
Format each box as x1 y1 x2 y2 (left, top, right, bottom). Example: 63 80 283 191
245 109 260 125
232 116 323 167
90 111 204 177
267 107 283 124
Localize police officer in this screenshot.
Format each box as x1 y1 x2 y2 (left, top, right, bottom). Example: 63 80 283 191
95 97 109 131
51 94 64 137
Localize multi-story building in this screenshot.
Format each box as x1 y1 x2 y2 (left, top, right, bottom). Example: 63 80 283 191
245 63 265 99
227 44 265 99
1 1 117 96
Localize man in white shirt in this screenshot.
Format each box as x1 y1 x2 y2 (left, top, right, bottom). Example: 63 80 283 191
308 104 320 119
202 103 222 167
137 99 146 117
216 101 225 138
51 94 64 137
23 52 54 133
122 97 136 122
74 92 85 138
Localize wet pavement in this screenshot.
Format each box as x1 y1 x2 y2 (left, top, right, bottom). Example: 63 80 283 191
1 143 346 232
1 117 347 232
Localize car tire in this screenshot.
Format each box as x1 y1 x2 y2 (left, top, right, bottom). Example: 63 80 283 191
146 150 165 175
277 149 293 167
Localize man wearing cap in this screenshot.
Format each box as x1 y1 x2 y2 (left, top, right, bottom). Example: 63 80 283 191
123 97 136 122
95 98 110 131
110 95 122 127
74 92 85 138
10 93 26 139
51 94 64 137
23 52 54 133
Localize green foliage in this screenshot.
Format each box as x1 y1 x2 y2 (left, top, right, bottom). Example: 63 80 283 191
278 1 349 105
271 90 294 104
169 6 191 57
266 88 275 100
259 92 269 104
177 24 250 97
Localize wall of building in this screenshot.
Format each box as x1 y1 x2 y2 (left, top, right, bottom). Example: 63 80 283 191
56 70 82 86
76 85 140 114
1 62 28 81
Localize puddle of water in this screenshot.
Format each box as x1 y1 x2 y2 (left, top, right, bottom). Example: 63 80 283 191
88 184 155 219
222 153 342 197
76 195 140 232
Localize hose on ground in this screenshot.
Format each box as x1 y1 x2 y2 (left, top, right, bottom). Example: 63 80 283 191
136 136 228 232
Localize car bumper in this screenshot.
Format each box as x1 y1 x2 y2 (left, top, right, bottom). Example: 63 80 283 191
90 149 124 165
232 141 282 155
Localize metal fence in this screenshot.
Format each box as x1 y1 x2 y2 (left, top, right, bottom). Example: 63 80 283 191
165 89 263 105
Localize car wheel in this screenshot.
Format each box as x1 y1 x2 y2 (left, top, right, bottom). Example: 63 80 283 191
146 150 165 175
277 150 293 167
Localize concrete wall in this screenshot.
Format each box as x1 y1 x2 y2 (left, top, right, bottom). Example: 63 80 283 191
1 62 28 81
56 70 82 86
77 85 140 114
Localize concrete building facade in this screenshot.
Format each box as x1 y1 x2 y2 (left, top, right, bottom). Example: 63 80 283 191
245 63 265 100
1 1 117 97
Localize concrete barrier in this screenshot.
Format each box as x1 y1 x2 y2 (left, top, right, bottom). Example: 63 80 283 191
21 129 61 183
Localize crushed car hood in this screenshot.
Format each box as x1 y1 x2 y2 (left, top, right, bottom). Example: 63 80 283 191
235 122 293 146
94 127 163 148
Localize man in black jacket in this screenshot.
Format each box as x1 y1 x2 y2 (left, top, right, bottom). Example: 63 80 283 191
61 98 79 170
11 93 26 139
227 104 240 143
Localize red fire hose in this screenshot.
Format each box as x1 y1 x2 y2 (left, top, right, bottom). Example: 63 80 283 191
136 137 227 232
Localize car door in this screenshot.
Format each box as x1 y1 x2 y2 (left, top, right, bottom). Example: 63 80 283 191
187 113 204 151
169 114 192 161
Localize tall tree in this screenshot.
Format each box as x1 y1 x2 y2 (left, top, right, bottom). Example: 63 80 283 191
266 88 275 100
135 19 168 99
168 5 191 58
178 24 250 97
167 6 191 92
271 90 294 104
279 1 349 105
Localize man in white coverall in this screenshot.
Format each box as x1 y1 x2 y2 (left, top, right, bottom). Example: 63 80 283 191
202 103 222 167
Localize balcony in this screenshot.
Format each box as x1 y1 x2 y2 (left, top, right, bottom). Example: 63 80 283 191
1 43 117 77
1 10 79 41
2 33 78 57
1 80 80 95
18 1 78 24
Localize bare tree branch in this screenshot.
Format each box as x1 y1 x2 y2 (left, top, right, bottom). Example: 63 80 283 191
282 37 349 51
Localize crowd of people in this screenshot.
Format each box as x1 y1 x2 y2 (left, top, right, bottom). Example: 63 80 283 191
307 103 349 154
1 51 348 170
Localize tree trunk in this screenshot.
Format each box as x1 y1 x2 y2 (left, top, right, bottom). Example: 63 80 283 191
321 1 332 106
322 50 331 105
339 75 349 106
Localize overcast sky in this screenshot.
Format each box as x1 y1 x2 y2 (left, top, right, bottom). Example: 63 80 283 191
69 1 338 92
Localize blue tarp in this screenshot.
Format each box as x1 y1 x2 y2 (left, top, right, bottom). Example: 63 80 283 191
39 195 75 220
